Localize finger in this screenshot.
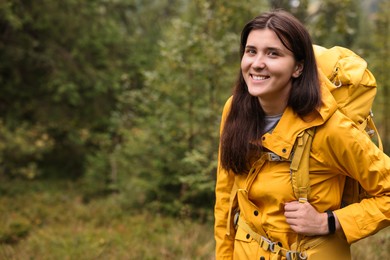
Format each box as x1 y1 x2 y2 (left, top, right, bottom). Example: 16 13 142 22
284 210 300 219
285 218 297 226
286 219 301 230
284 210 296 217
284 201 300 211
285 200 300 205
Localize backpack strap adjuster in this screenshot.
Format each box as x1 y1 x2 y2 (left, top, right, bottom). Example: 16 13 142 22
266 152 291 162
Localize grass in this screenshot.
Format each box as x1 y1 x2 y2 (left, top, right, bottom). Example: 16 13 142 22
0 179 389 259
0 179 214 259
351 227 390 260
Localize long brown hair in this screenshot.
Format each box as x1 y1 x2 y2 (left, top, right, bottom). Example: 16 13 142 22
220 10 321 174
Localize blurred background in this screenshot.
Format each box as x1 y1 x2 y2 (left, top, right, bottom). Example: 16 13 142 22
0 0 389 259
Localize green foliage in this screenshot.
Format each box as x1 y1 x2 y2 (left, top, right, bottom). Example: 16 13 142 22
0 0 126 177
0 179 389 259
0 179 215 259
0 0 389 223
306 0 361 48
369 0 390 152
0 121 53 178
269 0 309 21
0 0 179 179
126 0 271 217
0 214 31 244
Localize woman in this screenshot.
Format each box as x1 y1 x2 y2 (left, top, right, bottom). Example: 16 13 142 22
214 10 390 259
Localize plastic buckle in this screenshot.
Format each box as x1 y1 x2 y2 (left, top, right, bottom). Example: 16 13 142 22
298 197 308 203
299 252 308 259
268 152 282 161
268 240 276 252
286 251 300 260
260 236 274 251
233 211 240 227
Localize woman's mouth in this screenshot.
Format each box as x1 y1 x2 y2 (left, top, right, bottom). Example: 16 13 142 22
251 74 270 80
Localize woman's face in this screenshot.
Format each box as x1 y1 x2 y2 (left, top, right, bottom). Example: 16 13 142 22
241 29 303 115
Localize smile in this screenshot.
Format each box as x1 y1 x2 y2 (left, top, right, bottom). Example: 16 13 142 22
251 74 270 80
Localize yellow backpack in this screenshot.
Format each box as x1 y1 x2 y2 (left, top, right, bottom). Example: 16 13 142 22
291 45 382 206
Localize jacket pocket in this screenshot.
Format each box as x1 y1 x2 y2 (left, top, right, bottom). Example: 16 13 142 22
233 226 271 260
235 225 253 242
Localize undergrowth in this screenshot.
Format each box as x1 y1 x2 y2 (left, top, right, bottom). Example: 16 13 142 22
0 179 388 259
0 179 214 259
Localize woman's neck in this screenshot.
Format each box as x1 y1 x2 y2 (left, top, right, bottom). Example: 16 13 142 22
259 97 287 116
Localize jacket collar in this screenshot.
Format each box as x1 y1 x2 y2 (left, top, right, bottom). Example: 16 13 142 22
260 83 338 159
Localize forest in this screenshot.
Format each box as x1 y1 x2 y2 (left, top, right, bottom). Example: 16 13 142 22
0 0 389 259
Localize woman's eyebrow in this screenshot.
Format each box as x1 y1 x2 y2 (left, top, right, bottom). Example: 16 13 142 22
245 45 284 51
266 47 283 52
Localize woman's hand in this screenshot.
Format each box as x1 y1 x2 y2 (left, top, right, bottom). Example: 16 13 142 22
284 201 339 236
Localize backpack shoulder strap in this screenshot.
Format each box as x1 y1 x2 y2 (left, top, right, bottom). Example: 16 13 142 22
364 114 383 151
290 128 316 203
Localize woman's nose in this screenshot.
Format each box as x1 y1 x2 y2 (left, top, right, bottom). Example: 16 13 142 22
252 55 266 69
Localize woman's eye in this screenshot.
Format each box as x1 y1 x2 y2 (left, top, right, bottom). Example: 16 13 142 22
245 48 256 55
268 51 279 56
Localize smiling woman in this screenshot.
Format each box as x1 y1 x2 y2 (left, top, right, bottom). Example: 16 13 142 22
214 10 390 260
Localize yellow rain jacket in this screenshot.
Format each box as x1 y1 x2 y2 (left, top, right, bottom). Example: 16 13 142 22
214 83 390 259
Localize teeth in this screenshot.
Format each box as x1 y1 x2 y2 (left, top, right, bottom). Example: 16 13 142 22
252 75 268 80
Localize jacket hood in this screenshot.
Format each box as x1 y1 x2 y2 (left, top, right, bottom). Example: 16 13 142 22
261 82 338 159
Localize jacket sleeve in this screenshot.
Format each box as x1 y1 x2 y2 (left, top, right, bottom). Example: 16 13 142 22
322 113 390 243
214 97 236 259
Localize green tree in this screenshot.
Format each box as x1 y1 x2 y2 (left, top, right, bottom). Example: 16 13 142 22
0 0 178 181
0 0 128 178
370 0 390 152
306 0 362 48
126 0 270 217
269 0 309 21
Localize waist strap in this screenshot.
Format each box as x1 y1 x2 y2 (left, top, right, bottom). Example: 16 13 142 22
237 217 306 260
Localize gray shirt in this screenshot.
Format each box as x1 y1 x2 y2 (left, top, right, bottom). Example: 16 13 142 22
263 114 282 135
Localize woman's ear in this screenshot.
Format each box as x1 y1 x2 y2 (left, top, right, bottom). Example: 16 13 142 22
292 62 304 78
